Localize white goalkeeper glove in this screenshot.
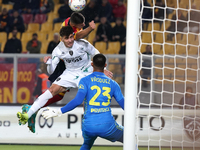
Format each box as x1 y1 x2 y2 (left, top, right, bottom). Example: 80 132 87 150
42 107 62 119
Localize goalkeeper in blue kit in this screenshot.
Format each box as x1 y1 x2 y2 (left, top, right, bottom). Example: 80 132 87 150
42 54 124 150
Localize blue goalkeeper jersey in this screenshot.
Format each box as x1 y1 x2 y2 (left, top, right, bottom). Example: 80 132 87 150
61 71 124 125
79 72 124 125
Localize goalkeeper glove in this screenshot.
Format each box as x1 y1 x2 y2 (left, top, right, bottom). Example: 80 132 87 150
42 107 62 119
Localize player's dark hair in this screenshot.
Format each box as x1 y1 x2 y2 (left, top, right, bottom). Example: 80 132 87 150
60 26 74 37
93 54 106 70
70 12 85 24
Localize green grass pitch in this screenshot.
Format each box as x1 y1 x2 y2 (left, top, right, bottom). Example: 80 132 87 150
0 145 195 150
0 145 123 150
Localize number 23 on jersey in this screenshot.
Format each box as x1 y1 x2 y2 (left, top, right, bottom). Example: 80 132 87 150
89 85 111 106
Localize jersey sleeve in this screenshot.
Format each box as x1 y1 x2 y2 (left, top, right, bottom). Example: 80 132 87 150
46 48 60 74
61 17 70 27
73 27 82 40
77 77 88 94
113 81 124 109
84 40 100 57
61 91 86 113
61 21 66 27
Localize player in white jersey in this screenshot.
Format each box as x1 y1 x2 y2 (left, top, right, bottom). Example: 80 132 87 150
17 26 113 126
48 35 97 88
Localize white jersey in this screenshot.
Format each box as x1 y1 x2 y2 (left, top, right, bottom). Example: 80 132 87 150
52 39 98 71
46 39 99 88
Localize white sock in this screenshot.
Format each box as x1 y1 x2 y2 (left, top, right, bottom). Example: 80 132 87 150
27 90 53 118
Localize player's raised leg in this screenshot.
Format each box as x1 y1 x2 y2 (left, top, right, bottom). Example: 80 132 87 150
18 91 67 133
17 84 67 132
43 90 69 107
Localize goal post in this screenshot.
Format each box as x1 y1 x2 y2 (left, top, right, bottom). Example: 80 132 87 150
123 0 140 150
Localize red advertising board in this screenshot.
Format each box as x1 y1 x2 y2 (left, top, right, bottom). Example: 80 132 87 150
0 64 36 103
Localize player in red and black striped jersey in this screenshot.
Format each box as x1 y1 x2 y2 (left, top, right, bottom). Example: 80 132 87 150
61 12 96 40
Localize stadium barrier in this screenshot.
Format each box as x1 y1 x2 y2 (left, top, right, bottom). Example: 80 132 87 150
0 105 199 147
0 54 125 104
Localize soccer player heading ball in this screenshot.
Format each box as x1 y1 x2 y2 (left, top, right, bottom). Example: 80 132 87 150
17 12 107 133
17 25 113 133
42 53 124 149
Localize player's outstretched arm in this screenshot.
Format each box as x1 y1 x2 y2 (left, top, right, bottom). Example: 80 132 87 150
42 107 62 119
42 91 86 119
113 82 125 110
117 98 124 110
76 21 96 40
44 56 60 74
43 56 51 63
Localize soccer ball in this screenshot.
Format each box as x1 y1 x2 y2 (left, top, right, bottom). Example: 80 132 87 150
69 0 86 12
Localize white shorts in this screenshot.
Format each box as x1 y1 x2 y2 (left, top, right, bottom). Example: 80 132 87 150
53 64 93 89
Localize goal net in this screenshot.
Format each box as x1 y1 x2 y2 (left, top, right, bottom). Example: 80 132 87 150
138 0 200 149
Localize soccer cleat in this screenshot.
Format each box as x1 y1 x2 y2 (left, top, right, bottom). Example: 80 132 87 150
18 104 30 126
17 112 29 125
18 120 22 125
21 104 37 133
27 113 36 133
22 104 30 113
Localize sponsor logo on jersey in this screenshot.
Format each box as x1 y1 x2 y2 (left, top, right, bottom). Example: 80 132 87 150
183 116 200 141
79 84 84 89
91 108 110 113
65 56 82 63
